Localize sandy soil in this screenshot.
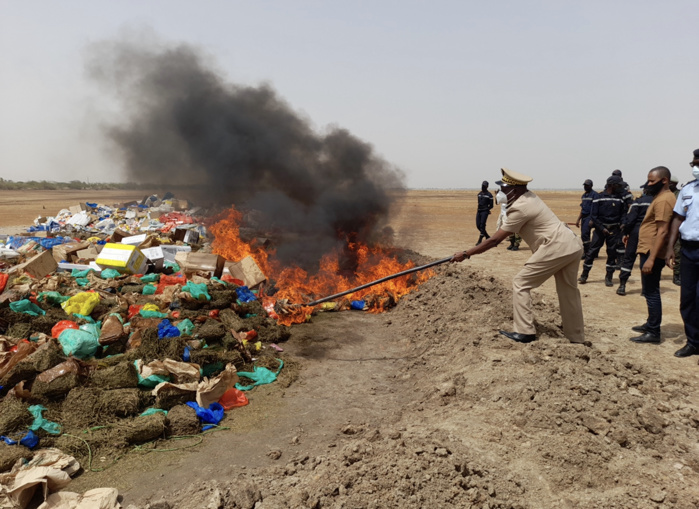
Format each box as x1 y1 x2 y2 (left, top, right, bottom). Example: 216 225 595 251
2 189 698 508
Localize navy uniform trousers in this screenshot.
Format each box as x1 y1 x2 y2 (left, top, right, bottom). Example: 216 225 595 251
583 224 624 276
680 240 699 348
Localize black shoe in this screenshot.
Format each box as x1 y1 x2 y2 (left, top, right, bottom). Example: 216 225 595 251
630 332 661 344
631 324 649 333
506 245 513 250
499 330 537 343
578 275 587 284
511 246 519 251
673 274 681 286
616 284 626 296
605 276 613 287
674 343 699 357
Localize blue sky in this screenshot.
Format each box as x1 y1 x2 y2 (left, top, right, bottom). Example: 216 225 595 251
1 0 697 189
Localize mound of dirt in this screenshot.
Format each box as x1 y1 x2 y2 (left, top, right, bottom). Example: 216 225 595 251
123 263 699 509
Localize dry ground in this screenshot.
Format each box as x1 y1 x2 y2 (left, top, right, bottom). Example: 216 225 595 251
2 189 698 508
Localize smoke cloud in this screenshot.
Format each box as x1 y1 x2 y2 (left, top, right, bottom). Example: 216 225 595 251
86 35 405 269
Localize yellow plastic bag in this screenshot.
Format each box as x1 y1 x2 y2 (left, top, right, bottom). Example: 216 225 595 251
142 303 161 312
61 292 101 316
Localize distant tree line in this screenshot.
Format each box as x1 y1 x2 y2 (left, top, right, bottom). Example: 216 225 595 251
0 179 147 191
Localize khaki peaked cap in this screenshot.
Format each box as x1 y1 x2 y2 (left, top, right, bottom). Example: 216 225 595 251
495 167 533 186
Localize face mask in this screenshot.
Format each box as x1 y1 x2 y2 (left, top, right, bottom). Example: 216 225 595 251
496 190 507 204
645 180 664 196
693 167 699 179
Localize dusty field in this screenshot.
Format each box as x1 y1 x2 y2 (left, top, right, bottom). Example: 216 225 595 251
2 189 698 508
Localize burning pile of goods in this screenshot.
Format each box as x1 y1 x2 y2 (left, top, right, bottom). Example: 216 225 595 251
0 192 433 506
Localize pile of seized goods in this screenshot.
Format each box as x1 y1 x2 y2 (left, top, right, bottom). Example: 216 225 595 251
0 194 296 506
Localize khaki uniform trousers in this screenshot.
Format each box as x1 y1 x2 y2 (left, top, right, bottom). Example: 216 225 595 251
512 248 585 343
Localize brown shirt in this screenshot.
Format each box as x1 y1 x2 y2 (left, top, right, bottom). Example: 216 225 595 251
637 189 676 255
501 191 582 263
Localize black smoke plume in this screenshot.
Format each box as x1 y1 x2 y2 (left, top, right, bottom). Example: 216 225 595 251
86 36 405 270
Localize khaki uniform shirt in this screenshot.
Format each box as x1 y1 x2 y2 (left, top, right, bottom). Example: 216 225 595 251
637 189 676 254
501 191 582 263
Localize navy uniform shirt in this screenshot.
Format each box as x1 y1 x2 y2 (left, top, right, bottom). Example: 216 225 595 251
622 194 652 235
580 191 598 217
591 190 627 227
620 181 634 208
477 191 494 211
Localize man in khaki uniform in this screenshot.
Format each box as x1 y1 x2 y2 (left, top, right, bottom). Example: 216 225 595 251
451 168 585 344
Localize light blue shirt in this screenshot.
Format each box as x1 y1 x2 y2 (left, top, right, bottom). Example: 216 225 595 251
673 180 699 241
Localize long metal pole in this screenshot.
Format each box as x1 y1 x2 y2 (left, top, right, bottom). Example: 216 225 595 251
306 256 453 306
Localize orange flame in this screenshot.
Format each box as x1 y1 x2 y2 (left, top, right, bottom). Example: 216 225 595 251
210 207 433 324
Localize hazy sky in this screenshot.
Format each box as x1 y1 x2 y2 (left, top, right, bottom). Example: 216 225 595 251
1 0 697 189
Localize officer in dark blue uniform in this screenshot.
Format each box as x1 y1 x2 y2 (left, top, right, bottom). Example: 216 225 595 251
476 180 494 245
612 169 634 209
575 179 597 258
579 175 627 285
616 184 653 295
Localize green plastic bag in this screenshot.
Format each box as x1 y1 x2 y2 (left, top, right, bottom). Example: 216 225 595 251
71 268 95 278
164 260 180 272
28 405 61 435
176 318 195 336
140 408 168 417
37 292 69 305
182 282 211 301
10 300 46 316
57 327 100 359
100 268 121 279
140 309 169 318
140 273 159 283
235 359 284 391
142 284 156 295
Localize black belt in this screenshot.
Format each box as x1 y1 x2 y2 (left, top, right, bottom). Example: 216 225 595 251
682 240 699 248
601 223 620 228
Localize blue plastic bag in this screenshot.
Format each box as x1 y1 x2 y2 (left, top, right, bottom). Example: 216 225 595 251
185 401 225 425
20 430 39 450
350 300 366 310
158 319 181 339
236 286 257 303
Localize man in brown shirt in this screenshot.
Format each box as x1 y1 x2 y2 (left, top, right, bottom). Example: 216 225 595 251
629 166 676 344
451 167 585 344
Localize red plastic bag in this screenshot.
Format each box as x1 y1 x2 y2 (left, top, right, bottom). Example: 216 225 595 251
208 309 220 319
245 330 257 340
0 273 8 294
221 275 244 286
51 320 79 339
127 305 144 321
156 272 186 295
218 387 249 410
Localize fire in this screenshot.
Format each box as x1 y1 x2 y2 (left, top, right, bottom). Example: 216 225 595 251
210 207 433 325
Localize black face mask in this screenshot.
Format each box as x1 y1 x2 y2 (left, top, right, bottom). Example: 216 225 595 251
583 185 592 193
645 181 664 196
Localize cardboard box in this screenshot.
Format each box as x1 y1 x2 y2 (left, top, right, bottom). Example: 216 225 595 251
174 228 200 245
96 243 148 274
175 252 225 278
110 229 131 243
10 249 58 279
160 245 192 263
57 261 100 273
141 246 165 270
223 256 266 288
69 203 87 215
52 242 90 263
120 234 148 246
75 244 102 261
